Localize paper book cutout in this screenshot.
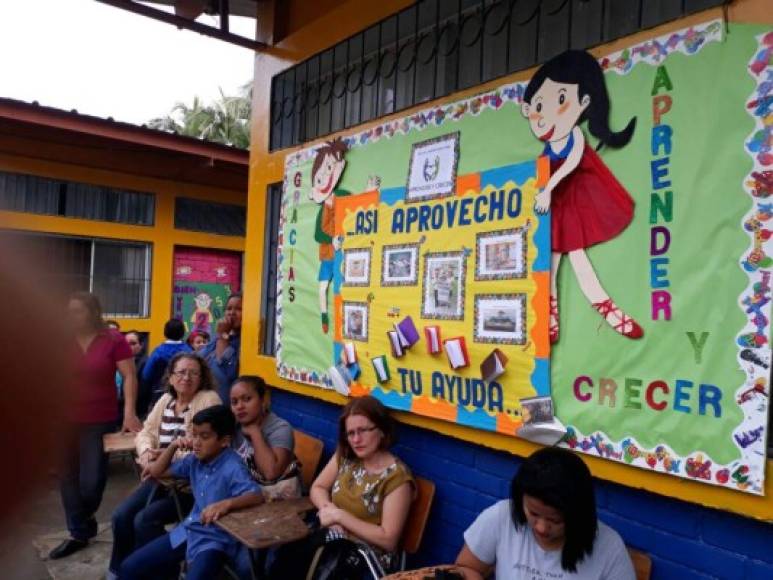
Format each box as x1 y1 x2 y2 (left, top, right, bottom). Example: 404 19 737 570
387 330 405 358
328 363 352 396
516 418 567 446
395 316 420 347
343 342 357 364
443 336 470 369
480 348 509 382
424 325 441 354
348 361 361 380
372 356 390 383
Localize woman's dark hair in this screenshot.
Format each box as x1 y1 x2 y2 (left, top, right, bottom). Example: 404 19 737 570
511 447 597 572
192 405 235 438
162 353 216 399
524 49 635 150
69 291 105 331
230 375 267 400
226 293 242 305
337 395 394 460
186 330 210 347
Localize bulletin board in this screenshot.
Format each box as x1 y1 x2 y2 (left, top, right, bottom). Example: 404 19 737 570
276 21 773 494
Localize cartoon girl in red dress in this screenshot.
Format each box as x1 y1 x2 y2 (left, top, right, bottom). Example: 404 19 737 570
521 50 643 342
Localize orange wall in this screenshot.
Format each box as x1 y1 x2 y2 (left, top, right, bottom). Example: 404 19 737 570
243 0 773 519
0 151 245 349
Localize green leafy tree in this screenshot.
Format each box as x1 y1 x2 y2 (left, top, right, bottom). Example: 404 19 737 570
148 82 251 149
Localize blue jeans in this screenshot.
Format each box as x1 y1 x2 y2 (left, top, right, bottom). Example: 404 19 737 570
109 480 192 573
119 534 226 580
59 422 115 541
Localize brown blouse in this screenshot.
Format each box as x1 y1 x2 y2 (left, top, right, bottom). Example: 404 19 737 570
331 456 414 525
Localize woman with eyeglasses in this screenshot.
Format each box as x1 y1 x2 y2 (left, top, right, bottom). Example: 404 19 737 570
270 395 414 578
108 353 221 580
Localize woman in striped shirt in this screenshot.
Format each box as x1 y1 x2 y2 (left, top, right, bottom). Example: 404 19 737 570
108 352 221 579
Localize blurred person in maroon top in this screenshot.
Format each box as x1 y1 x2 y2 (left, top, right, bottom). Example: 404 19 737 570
49 292 142 560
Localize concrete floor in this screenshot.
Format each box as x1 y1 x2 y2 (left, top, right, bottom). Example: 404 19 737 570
0 455 138 580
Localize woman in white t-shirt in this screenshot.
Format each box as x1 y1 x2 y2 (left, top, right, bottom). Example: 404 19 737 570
456 447 635 580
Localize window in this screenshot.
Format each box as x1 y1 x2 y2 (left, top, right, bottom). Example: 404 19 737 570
270 0 724 150
260 183 283 355
0 231 151 318
174 197 247 236
0 170 154 225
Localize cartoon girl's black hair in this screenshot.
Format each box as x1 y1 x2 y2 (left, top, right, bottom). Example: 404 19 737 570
524 50 636 150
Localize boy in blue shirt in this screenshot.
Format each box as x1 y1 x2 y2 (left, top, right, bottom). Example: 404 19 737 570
119 405 262 580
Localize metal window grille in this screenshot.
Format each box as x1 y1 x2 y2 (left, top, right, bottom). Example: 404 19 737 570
270 0 723 150
174 197 247 236
0 170 155 225
0 230 152 318
260 183 283 355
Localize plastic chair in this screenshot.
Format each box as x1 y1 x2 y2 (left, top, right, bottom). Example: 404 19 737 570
294 430 325 491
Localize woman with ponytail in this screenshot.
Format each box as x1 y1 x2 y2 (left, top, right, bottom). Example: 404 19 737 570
522 49 643 342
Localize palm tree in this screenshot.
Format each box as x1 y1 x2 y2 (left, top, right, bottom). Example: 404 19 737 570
148 83 252 149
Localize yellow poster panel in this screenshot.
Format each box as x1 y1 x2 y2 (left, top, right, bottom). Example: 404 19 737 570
333 160 551 436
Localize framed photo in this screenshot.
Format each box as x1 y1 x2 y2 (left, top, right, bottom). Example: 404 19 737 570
519 395 555 425
475 228 527 281
405 132 460 203
381 243 419 286
343 247 372 287
474 293 526 345
342 301 369 342
421 251 466 320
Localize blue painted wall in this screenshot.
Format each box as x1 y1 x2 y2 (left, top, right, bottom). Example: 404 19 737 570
271 390 773 579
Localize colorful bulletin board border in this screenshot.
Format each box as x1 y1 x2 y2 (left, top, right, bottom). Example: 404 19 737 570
275 20 773 494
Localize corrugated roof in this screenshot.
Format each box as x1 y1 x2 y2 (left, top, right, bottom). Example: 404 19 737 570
0 97 249 164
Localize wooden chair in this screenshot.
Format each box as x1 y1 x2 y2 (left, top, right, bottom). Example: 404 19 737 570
399 477 435 569
628 547 652 580
294 430 324 491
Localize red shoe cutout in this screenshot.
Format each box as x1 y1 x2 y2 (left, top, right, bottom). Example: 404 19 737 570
591 299 643 339
549 295 559 344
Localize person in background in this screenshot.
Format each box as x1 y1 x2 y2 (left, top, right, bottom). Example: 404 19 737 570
108 353 221 579
119 406 263 580
200 293 242 403
50 292 142 560
124 330 149 418
142 318 192 410
270 396 414 577
455 447 635 580
186 330 210 352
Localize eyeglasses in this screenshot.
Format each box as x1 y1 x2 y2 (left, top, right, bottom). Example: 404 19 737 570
172 369 201 378
345 426 378 439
